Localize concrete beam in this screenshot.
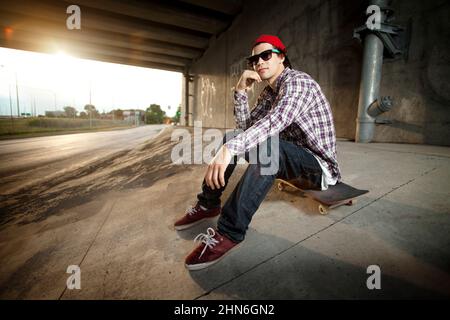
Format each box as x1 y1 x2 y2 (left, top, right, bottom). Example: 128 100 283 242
0 38 185 73
0 28 191 67
65 0 231 35
0 10 204 59
179 0 243 15
3 0 210 49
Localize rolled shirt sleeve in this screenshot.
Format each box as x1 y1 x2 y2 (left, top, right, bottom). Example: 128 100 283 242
225 78 313 156
233 90 252 130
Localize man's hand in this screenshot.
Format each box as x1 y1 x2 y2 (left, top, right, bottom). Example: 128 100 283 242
236 70 262 92
205 145 232 190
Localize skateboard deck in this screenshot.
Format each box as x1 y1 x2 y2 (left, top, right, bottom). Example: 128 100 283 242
276 178 369 215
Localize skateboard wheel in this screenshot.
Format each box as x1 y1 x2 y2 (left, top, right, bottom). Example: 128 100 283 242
277 182 284 191
318 204 328 215
346 199 356 206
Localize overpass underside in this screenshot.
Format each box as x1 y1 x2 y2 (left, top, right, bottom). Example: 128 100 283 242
0 0 242 72
1 0 449 145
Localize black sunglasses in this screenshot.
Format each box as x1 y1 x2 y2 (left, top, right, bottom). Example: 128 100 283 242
247 49 281 67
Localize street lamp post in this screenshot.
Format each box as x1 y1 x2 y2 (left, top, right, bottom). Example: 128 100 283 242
1 65 15 131
15 72 20 117
89 79 92 128
54 92 57 118
9 85 14 131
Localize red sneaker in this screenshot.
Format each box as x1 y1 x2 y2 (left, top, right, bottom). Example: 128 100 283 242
174 203 221 230
185 228 240 271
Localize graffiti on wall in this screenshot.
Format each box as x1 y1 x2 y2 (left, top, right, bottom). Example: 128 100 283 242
200 77 216 120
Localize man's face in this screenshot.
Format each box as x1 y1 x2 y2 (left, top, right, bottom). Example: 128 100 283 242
251 43 285 80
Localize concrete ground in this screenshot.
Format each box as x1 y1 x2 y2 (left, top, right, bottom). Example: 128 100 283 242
0 126 449 299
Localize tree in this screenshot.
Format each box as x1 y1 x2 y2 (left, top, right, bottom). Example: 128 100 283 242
84 104 99 118
145 104 166 124
64 106 77 118
172 105 181 124
79 111 87 119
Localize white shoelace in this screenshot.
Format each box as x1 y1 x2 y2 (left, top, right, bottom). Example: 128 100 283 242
187 204 208 216
187 205 198 216
194 227 219 258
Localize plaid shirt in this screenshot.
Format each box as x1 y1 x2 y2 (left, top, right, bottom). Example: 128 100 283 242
225 67 342 182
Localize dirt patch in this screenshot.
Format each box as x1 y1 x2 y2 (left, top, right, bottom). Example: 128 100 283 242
0 127 195 227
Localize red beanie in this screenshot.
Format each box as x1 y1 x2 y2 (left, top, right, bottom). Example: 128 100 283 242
253 34 287 53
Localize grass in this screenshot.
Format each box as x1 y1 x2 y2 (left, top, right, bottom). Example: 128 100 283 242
0 117 136 139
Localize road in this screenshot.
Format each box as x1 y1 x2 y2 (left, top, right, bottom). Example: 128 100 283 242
0 125 168 194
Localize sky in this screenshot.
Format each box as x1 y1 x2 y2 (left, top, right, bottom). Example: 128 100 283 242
0 47 182 117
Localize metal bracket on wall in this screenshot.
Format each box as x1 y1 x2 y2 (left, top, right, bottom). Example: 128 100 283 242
354 17 411 61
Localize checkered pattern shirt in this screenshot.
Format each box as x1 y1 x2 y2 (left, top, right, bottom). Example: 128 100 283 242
225 67 342 182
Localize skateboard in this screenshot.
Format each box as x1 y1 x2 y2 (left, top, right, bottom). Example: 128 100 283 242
276 178 369 215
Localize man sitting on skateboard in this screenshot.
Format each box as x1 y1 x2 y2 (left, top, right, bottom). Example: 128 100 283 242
175 34 342 271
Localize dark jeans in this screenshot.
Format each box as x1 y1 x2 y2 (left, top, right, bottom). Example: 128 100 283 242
197 130 322 242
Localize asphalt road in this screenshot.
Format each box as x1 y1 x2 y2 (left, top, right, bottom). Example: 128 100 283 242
0 125 168 194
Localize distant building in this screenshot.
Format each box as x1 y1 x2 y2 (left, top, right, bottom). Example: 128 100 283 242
123 109 145 125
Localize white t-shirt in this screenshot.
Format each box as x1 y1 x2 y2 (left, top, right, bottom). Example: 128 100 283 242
312 153 338 191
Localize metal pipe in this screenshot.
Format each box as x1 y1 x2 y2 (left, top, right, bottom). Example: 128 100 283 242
355 0 390 143
367 96 393 117
354 0 392 143
355 32 384 142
